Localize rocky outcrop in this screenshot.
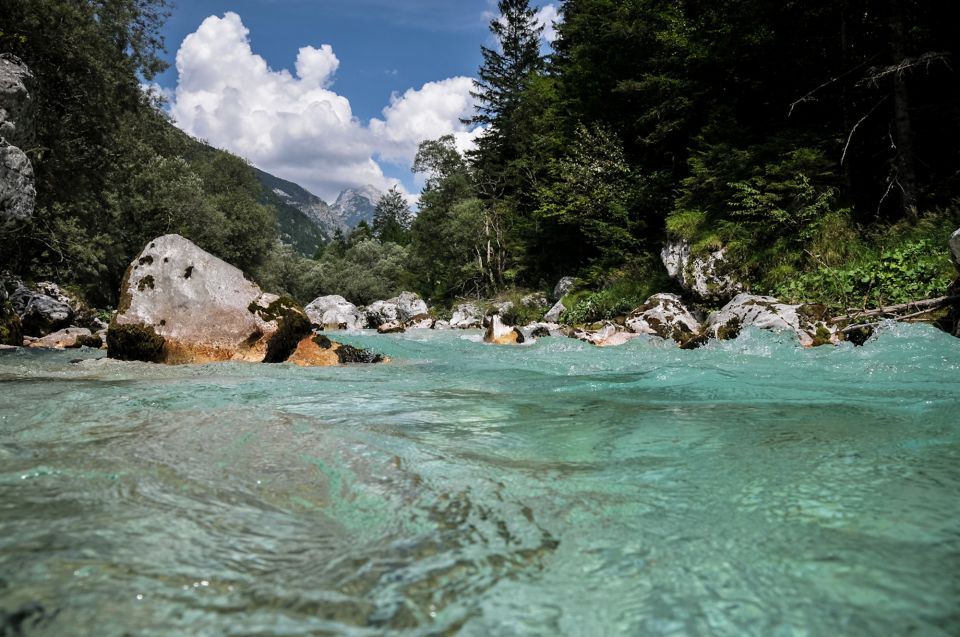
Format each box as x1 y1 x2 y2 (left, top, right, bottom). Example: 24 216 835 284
287 334 385 367
552 276 576 301
0 55 36 225
661 240 743 302
107 235 381 365
484 314 525 345
625 293 701 345
450 303 482 329
704 294 838 347
304 295 364 330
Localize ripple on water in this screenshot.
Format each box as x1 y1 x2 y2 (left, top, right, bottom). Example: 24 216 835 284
0 326 959 636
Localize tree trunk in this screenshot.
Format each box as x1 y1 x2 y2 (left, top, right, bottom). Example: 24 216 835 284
889 0 919 220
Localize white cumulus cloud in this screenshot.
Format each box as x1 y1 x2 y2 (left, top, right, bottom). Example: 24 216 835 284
169 12 482 202
534 4 561 43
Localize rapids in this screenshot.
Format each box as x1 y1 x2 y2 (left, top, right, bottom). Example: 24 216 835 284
1 325 958 635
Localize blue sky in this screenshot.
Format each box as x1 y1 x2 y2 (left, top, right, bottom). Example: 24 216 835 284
154 1 560 201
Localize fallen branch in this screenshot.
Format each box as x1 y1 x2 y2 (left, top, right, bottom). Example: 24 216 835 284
832 295 960 325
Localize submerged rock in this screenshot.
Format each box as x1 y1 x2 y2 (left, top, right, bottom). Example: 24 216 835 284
626 293 701 345
705 293 838 347
661 240 743 302
484 314 525 345
450 303 482 329
304 294 363 331
108 235 381 366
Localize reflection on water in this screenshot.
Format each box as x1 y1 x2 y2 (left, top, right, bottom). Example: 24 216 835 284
1 325 959 636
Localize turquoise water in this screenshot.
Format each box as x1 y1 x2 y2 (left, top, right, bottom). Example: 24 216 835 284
1 325 958 636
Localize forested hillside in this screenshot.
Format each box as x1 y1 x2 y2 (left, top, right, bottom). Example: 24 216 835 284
0 0 285 306
406 0 960 315
2 0 958 317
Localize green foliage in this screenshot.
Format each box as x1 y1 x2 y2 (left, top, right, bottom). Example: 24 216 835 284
372 187 412 245
561 258 673 325
535 124 643 268
775 238 955 310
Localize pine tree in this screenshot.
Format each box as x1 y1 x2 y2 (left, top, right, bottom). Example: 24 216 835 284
371 188 412 245
468 0 545 159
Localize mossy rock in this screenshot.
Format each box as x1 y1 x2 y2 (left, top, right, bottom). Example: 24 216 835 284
0 300 22 346
334 343 385 364
107 324 165 362
715 316 742 340
74 334 103 349
259 297 312 363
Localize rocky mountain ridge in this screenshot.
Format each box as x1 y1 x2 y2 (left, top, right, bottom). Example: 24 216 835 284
255 168 383 255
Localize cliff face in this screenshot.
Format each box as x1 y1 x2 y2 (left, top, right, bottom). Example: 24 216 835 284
0 54 36 225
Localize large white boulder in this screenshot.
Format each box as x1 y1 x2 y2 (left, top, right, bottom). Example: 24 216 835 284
705 294 838 347
304 295 363 330
106 235 379 366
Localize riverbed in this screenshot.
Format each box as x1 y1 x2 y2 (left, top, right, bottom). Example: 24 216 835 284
1 325 958 636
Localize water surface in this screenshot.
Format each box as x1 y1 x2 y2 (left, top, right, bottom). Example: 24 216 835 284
1 325 958 636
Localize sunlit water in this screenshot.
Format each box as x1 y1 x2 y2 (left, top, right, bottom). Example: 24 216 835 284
1 325 958 636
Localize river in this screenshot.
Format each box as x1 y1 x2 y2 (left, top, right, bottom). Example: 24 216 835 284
1 325 958 636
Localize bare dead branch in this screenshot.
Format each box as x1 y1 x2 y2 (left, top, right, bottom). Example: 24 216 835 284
860 51 952 87
841 97 888 165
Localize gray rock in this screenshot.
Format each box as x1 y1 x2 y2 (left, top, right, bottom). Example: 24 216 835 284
544 300 565 323
661 240 743 302
391 291 429 320
553 276 576 301
574 322 640 347
520 322 563 340
625 293 701 344
304 295 363 330
109 234 313 364
377 320 405 334
0 55 36 225
0 54 36 148
705 293 838 347
521 292 549 309
450 303 482 329
950 227 960 268
10 280 74 336
27 326 92 349
492 300 514 315
406 317 434 330
432 319 451 330
364 291 429 328
0 141 35 223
